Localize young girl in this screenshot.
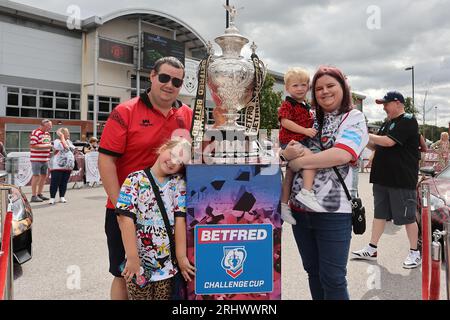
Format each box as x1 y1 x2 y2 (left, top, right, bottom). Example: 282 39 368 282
116 138 195 300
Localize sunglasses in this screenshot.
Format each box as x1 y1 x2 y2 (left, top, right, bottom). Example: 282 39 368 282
157 73 183 88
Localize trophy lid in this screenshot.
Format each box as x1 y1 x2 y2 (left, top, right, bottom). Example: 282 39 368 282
214 5 249 58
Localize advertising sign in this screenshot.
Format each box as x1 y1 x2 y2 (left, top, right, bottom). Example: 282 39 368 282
142 32 185 70
194 224 273 295
99 38 134 65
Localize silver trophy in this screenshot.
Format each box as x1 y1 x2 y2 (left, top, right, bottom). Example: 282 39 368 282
204 5 266 163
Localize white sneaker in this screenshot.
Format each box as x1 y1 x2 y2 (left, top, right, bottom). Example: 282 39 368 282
351 245 378 261
281 203 296 225
60 197 67 203
295 189 325 212
49 198 55 205
403 250 422 269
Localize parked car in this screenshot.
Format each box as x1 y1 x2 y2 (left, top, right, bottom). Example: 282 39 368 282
417 164 450 259
0 181 33 264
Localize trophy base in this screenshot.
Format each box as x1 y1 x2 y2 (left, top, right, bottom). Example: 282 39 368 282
195 128 264 164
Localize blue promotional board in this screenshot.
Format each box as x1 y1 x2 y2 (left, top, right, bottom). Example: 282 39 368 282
194 224 273 295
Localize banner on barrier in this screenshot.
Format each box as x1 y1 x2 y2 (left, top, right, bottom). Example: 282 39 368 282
5 152 86 186
85 151 100 183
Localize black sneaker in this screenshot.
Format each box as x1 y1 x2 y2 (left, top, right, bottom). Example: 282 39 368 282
31 195 44 202
38 194 49 201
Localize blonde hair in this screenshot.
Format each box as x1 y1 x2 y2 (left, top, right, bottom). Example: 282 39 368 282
441 132 449 141
157 137 192 165
60 128 70 137
89 137 98 144
284 67 310 86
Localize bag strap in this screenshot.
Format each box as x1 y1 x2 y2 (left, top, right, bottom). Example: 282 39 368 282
144 168 176 262
318 116 352 202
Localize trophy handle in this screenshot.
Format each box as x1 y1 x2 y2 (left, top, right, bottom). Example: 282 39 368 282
256 59 267 96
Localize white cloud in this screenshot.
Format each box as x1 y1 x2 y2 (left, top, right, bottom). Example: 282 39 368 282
9 0 450 127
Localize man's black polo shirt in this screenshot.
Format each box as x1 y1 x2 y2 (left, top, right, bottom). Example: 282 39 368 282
370 113 420 190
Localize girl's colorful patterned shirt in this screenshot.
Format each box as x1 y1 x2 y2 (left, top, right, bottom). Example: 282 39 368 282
115 170 186 282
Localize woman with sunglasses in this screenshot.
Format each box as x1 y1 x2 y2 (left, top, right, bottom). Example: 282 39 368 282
98 56 193 300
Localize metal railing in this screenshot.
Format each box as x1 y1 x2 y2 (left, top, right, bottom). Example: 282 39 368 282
444 221 450 299
421 182 450 300
0 187 13 300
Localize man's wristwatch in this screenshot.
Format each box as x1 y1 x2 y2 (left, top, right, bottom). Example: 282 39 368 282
279 150 287 162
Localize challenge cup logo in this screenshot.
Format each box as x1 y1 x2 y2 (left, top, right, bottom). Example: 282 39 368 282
221 246 247 279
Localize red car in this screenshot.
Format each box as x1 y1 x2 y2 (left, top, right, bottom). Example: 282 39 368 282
417 164 450 258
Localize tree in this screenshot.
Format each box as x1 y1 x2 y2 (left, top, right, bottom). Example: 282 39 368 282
259 74 283 131
404 96 419 116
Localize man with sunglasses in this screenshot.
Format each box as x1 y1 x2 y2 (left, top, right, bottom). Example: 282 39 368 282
98 56 192 300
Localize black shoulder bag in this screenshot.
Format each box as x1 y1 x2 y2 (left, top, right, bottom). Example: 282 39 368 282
144 168 187 300
318 120 366 235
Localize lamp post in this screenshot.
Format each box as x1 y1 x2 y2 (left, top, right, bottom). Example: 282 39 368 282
434 105 437 141
405 66 416 120
226 0 229 28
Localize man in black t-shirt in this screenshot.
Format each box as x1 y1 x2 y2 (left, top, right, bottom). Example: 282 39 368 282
352 91 421 269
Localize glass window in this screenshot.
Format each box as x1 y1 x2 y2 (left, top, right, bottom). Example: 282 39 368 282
7 87 19 93
55 98 69 109
21 108 38 118
40 90 54 97
22 88 37 95
99 96 110 102
88 113 93 120
6 107 20 116
7 94 19 106
56 92 69 98
99 102 110 112
55 110 69 119
22 95 36 107
40 97 53 108
98 113 109 121
111 97 120 103
70 133 81 141
88 100 93 111
39 109 54 118
5 131 19 151
20 131 31 150
70 112 81 120
71 99 80 110
71 93 80 99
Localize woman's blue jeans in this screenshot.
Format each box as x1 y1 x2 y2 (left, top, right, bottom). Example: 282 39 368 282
291 210 352 300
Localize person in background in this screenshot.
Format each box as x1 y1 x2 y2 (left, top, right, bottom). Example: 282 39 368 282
29 119 52 202
48 128 75 204
0 141 6 158
352 91 422 269
431 132 449 169
83 137 99 154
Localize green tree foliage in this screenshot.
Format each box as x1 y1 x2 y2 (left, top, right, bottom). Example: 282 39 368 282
404 96 419 116
259 74 283 130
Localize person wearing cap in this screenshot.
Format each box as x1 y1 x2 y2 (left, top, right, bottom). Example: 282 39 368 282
352 91 422 269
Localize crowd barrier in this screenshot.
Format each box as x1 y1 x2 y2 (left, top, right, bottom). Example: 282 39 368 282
421 150 449 173
2 151 101 187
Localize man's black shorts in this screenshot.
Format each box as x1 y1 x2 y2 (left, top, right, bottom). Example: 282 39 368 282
105 208 125 277
373 184 417 225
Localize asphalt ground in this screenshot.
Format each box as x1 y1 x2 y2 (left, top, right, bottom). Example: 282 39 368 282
11 173 448 300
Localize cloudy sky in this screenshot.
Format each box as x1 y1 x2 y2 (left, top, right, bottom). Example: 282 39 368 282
12 0 450 127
